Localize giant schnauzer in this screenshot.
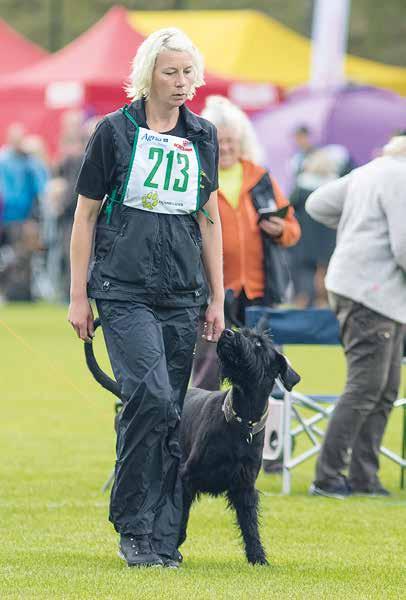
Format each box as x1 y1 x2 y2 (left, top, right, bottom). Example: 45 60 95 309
178 327 300 565
84 321 300 566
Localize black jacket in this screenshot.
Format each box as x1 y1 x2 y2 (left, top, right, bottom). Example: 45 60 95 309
250 173 290 306
87 100 219 307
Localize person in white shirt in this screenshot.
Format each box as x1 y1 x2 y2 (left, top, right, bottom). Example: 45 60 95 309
306 132 406 499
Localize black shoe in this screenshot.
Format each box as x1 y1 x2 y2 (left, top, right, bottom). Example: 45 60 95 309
262 459 283 474
309 480 352 499
351 485 391 497
118 534 163 568
160 549 183 569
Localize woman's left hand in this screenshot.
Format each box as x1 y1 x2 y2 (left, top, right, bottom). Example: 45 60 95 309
203 299 225 343
259 216 284 238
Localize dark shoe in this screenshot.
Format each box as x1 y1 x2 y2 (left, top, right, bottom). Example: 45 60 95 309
262 459 283 474
160 549 183 569
118 534 163 568
351 485 391 497
309 480 352 499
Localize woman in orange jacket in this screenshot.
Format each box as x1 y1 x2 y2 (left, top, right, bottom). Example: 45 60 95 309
193 96 301 390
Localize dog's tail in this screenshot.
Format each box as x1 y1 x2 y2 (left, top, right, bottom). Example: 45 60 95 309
84 318 121 399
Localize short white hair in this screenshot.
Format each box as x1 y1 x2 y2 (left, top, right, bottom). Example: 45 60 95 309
126 28 205 101
201 95 263 164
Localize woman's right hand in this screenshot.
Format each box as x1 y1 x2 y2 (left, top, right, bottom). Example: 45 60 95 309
68 297 95 342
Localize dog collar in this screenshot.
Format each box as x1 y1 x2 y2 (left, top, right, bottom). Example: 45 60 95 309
222 389 269 443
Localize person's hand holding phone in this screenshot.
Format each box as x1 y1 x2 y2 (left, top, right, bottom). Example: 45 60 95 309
259 216 284 238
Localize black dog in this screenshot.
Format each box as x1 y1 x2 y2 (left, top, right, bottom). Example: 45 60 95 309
178 327 300 565
84 322 300 565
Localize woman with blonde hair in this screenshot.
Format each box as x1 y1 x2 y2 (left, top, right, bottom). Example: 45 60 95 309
193 95 300 390
68 28 224 568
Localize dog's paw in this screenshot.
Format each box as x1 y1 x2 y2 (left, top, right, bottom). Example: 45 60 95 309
248 555 269 566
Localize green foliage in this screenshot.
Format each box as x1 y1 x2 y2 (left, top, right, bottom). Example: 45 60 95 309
0 0 405 65
0 302 405 598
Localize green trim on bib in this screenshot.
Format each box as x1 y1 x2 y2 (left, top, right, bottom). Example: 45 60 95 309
121 105 139 129
103 106 139 223
191 143 214 222
199 207 215 224
121 107 140 202
191 206 214 224
192 142 201 211
105 186 119 224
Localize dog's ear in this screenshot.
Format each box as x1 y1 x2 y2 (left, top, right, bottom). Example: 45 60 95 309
275 350 301 391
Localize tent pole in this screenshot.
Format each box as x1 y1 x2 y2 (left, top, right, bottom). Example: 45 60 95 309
310 0 351 90
49 0 64 51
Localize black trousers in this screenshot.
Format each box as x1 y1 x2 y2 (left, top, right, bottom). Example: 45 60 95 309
315 293 404 489
97 299 199 556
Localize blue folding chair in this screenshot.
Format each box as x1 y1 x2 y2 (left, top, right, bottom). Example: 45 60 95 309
246 307 406 494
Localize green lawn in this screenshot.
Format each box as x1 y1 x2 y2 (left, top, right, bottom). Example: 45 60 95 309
1 303 405 600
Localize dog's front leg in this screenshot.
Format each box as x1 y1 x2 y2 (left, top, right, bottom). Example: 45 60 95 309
178 480 197 548
227 487 268 565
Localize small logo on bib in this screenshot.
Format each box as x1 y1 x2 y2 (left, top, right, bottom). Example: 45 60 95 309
141 133 168 143
142 191 159 210
174 139 193 152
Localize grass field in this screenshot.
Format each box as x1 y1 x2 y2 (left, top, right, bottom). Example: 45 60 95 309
1 303 405 600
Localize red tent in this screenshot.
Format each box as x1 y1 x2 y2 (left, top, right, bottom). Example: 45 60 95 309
0 18 47 75
0 7 141 155
0 7 282 157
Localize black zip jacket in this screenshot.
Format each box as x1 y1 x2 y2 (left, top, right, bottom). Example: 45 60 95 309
87 100 219 307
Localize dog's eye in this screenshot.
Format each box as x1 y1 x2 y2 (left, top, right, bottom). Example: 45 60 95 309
255 341 262 348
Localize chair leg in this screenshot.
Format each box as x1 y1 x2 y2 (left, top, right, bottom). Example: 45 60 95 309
401 403 406 490
282 390 292 494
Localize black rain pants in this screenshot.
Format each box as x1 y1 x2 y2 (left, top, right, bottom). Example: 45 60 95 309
97 299 199 557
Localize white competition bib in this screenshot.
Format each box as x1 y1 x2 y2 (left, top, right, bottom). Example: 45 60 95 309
124 126 201 214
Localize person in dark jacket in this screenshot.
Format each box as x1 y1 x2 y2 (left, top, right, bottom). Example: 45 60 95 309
192 96 300 391
68 28 224 568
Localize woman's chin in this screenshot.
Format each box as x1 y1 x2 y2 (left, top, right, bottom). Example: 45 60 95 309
220 159 238 170
170 95 187 106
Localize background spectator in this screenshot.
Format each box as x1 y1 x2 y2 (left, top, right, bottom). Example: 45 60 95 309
192 95 300 391
289 148 338 307
307 132 406 499
54 114 97 300
290 125 316 183
289 142 354 307
0 123 45 301
0 123 41 224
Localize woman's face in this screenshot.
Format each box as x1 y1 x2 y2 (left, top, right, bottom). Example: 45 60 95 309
150 50 195 107
217 126 241 169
